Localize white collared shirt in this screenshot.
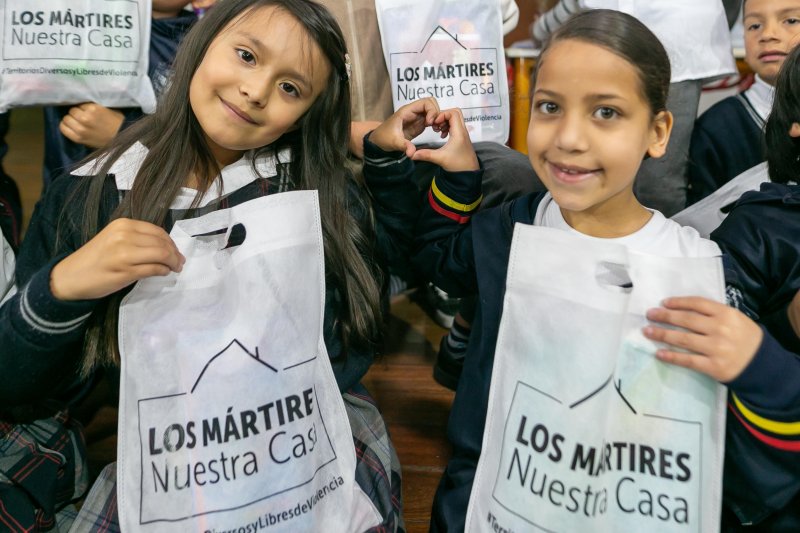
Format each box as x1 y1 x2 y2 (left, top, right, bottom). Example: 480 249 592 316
743 75 775 124
73 142 290 209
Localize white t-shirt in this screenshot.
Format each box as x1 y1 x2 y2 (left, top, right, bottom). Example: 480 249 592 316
535 193 722 258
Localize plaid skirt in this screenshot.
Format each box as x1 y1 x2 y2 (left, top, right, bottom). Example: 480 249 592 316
0 408 89 532
69 385 405 532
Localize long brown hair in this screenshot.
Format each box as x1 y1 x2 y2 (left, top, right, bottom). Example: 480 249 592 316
76 0 382 376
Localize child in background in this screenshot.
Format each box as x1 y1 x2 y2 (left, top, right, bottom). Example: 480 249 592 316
647 42 800 530
42 0 202 186
363 10 721 530
688 0 800 205
0 0 407 529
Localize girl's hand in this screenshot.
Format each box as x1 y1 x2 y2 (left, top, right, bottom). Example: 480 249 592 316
368 97 441 156
642 296 763 383
789 290 800 340
60 103 125 149
50 218 185 301
412 108 479 172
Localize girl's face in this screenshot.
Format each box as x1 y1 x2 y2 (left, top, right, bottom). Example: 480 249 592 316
189 6 331 166
527 39 670 228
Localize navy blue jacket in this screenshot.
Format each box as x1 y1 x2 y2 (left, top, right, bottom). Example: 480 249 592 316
688 95 765 206
710 183 800 527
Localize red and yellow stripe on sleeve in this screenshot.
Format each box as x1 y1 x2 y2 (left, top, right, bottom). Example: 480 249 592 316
427 177 482 224
729 393 800 452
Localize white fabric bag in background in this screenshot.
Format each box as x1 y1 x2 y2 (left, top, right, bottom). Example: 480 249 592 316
0 0 155 112
672 162 769 238
375 0 510 145
117 191 381 532
466 225 727 533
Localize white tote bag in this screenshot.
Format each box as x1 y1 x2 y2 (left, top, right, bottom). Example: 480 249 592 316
375 0 510 145
117 191 381 532
672 162 769 238
466 225 727 533
0 0 155 112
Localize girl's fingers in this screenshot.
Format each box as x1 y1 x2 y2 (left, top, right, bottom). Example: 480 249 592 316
126 244 184 272
645 307 715 335
424 98 441 124
642 324 713 356
127 263 175 280
411 148 442 165
660 296 725 316
654 349 714 377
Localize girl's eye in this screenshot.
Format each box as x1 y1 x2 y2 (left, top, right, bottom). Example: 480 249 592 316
593 107 618 120
280 82 299 97
536 101 559 114
786 18 800 25
746 23 761 31
237 49 255 64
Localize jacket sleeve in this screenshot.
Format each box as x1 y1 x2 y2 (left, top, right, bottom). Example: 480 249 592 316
362 135 421 282
411 154 484 297
0 177 100 406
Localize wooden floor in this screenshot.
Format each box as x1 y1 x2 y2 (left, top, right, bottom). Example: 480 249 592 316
4 107 453 533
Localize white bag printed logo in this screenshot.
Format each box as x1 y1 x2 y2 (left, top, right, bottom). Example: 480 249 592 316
466 226 727 533
0 0 155 112
375 0 509 145
117 191 381 532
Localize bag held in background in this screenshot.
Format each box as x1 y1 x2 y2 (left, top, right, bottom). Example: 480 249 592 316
466 225 727 533
375 0 510 145
0 0 155 112
672 162 769 238
117 191 381 532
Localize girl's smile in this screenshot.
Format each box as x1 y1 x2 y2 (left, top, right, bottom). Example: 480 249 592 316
547 160 602 184
219 97 259 125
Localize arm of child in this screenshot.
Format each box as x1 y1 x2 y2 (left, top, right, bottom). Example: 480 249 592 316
50 218 184 301
643 297 762 383
410 107 483 296
644 296 800 409
59 103 125 149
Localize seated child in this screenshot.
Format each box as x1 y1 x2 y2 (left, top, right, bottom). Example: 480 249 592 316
0 0 407 530
363 10 722 531
688 0 800 205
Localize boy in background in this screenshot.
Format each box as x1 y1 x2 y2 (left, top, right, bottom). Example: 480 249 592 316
688 0 800 204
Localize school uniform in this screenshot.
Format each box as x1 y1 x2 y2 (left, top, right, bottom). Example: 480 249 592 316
688 76 773 206
710 182 800 530
0 143 414 531
532 0 737 216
